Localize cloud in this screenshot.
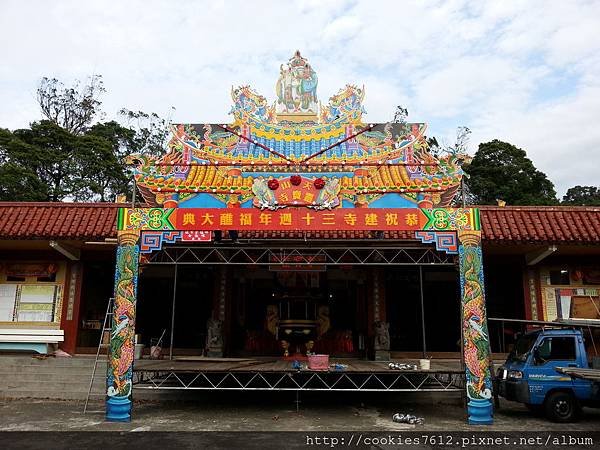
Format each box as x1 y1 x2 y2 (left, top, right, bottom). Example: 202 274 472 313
321 15 362 41
0 0 599 196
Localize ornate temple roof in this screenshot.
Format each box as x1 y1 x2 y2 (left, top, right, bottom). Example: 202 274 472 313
128 51 467 209
167 122 427 165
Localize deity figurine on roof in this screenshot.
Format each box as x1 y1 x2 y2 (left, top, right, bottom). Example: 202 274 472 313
275 50 318 116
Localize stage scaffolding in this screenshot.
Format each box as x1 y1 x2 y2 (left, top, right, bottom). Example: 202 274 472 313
133 241 464 396
132 360 465 393
144 243 456 266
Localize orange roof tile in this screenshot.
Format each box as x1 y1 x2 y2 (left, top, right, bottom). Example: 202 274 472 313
479 206 600 244
2 203 600 244
0 202 124 240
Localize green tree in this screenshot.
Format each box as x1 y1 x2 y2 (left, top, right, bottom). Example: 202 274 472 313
0 128 48 200
0 120 140 202
79 121 138 201
464 139 557 205
0 76 170 202
562 185 600 206
119 108 173 158
6 121 82 201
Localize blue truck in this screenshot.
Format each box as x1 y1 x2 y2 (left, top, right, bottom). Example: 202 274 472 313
496 325 600 422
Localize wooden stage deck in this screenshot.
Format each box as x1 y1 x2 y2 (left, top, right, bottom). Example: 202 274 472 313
132 357 465 392
133 357 465 392
134 357 463 374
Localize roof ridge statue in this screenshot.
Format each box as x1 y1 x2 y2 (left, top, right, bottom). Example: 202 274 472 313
275 50 319 121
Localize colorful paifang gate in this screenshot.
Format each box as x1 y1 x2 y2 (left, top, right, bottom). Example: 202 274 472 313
108 51 492 424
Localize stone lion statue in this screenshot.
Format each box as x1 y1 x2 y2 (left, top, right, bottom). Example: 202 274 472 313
317 305 331 337
373 321 390 351
206 317 223 349
266 304 279 336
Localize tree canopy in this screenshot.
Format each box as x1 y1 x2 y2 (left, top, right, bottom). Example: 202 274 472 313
464 139 557 205
562 185 600 206
0 76 170 202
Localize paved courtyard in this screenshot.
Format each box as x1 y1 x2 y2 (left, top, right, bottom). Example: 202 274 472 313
1 392 599 432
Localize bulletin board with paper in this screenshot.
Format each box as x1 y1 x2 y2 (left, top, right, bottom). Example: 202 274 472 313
0 284 62 324
0 262 65 325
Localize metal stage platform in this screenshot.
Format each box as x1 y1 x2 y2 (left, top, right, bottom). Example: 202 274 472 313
133 358 465 393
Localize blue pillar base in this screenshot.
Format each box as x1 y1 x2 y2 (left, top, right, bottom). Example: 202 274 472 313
467 398 493 425
106 396 132 422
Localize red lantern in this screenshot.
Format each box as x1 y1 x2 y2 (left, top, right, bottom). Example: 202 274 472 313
314 178 325 190
267 179 279 190
290 175 302 186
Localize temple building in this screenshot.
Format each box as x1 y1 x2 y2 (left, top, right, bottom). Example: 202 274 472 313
1 52 599 425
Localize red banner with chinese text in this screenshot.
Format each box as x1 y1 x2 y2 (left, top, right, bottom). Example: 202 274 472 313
174 208 426 231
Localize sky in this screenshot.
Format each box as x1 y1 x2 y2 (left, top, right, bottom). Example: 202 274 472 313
1 0 599 197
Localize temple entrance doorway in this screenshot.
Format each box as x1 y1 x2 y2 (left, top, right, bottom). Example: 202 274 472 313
230 266 366 357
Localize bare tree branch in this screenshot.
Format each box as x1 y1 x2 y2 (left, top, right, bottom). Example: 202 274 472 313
36 75 105 134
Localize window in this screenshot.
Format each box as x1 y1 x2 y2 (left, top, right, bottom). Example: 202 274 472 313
510 333 538 362
537 336 576 361
549 269 570 285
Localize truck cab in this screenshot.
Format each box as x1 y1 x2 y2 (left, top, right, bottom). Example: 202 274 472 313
497 328 600 422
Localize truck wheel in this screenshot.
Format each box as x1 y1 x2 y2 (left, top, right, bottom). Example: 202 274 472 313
544 392 580 423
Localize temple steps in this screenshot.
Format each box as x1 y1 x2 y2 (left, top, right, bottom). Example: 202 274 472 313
0 355 177 401
0 355 101 367
0 356 102 400
0 371 106 381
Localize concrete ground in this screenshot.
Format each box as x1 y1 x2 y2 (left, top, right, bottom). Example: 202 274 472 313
1 391 599 432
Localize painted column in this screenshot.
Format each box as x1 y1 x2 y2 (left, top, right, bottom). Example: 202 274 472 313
59 262 82 355
457 230 493 425
106 230 140 422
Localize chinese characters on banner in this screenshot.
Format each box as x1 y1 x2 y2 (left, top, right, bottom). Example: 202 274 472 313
174 208 426 231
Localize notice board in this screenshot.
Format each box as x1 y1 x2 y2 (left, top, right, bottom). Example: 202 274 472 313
0 284 60 323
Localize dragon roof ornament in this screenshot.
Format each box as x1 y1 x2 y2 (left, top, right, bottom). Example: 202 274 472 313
127 51 469 210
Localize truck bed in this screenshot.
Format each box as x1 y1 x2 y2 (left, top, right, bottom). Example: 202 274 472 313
556 367 600 382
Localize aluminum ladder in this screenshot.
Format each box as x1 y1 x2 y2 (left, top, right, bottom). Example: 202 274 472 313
83 297 113 413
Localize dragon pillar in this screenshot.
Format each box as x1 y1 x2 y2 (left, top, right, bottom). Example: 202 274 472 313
106 230 140 422
458 230 493 425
